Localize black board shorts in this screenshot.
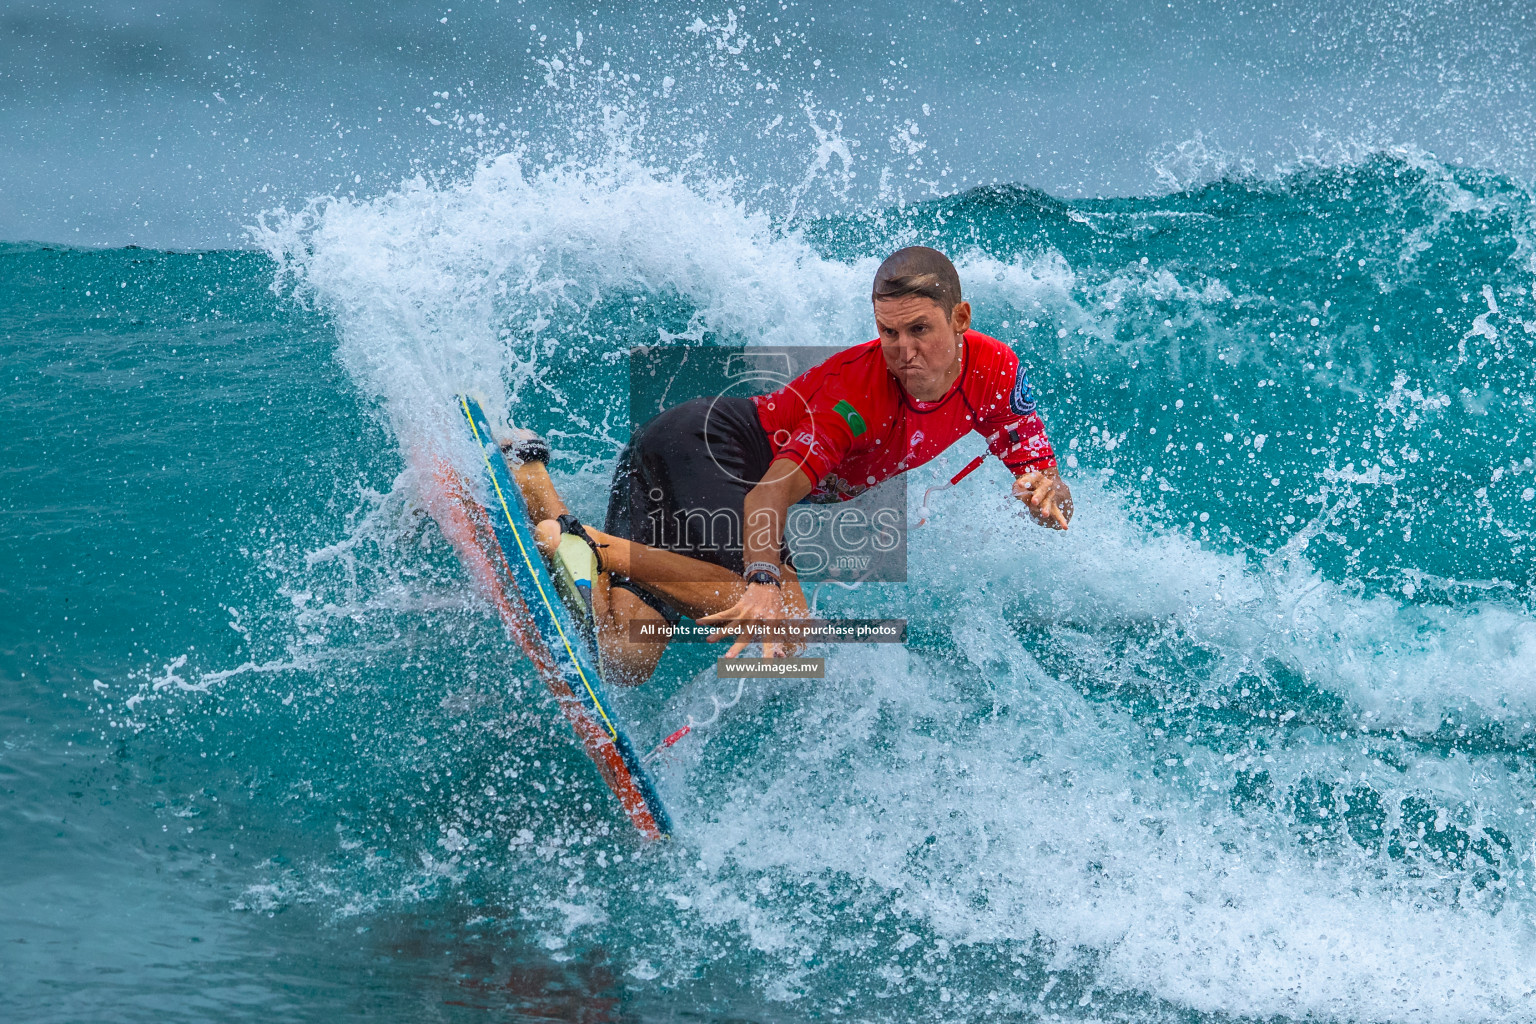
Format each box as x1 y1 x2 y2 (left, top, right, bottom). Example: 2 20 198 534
605 396 778 623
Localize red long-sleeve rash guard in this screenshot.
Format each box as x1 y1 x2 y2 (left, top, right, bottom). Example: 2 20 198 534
752 330 1058 504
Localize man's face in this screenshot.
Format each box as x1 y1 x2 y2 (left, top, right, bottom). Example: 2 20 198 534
875 295 971 400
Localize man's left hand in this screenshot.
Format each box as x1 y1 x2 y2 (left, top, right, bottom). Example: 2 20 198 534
1013 469 1072 530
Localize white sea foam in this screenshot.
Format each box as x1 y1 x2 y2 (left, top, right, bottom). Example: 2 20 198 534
661 474 1536 1020
256 153 876 462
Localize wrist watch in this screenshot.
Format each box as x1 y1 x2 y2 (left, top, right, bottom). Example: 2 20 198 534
743 561 783 587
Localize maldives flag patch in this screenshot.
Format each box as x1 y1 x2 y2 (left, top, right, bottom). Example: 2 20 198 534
833 399 868 436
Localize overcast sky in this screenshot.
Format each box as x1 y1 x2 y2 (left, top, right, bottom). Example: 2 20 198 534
3 0 1531 248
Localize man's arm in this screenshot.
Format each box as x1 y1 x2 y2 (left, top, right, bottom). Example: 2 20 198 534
742 457 815 570
979 411 1072 530
974 351 1072 530
697 457 813 658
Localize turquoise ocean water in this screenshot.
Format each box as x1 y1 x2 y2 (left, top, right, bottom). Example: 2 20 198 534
6 149 1536 1021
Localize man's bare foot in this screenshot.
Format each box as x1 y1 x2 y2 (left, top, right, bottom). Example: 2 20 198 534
495 427 550 465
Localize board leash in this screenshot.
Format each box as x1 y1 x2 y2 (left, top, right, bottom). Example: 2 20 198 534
642 674 747 764
913 454 985 527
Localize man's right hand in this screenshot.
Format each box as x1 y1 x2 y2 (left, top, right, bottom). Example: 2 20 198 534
698 582 804 659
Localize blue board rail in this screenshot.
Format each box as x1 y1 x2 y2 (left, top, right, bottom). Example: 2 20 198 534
456 394 672 839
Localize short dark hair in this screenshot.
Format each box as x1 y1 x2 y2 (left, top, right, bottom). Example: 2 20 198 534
871 246 963 313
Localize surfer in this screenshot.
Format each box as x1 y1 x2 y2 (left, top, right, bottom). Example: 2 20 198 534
505 246 1071 685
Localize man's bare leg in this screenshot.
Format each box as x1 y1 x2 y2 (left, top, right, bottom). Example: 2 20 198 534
531 519 809 683
579 527 806 620
589 574 671 686
585 535 807 684
505 456 678 685
509 456 805 685
545 523 807 654
502 447 796 620
509 459 568 525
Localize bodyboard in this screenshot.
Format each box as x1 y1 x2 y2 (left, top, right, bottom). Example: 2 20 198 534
420 394 671 840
